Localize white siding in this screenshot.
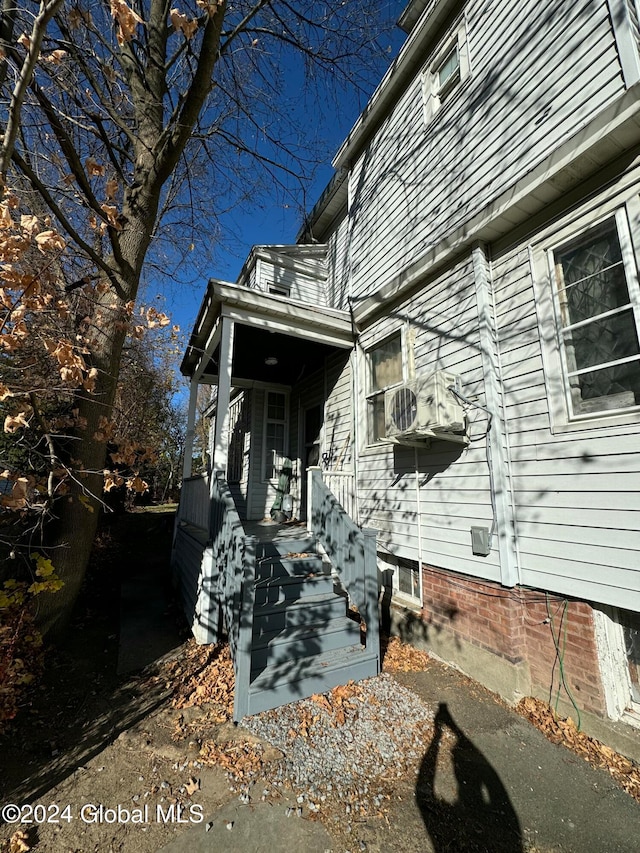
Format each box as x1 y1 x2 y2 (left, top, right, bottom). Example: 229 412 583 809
324 351 353 469
256 259 327 305
326 213 350 309
355 256 502 581
346 0 624 301
492 180 640 610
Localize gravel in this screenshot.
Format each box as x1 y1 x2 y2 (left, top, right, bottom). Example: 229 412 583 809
240 673 434 818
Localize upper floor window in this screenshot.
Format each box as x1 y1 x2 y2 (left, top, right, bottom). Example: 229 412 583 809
366 332 403 443
422 18 470 124
550 212 640 418
268 282 291 298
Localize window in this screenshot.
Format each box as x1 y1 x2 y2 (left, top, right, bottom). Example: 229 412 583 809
380 552 421 605
263 391 288 480
550 213 640 418
422 18 470 123
366 332 403 443
595 606 640 725
268 282 291 298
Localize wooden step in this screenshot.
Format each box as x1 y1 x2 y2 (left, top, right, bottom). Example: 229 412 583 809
250 615 361 670
243 645 379 718
255 537 317 560
253 572 334 606
252 592 348 634
255 553 324 582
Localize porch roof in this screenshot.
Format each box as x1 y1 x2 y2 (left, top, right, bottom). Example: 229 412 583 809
181 279 354 383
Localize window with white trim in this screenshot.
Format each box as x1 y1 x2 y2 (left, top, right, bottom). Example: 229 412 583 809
365 332 404 444
263 391 288 480
549 211 640 418
422 18 470 123
268 282 291 298
380 552 421 604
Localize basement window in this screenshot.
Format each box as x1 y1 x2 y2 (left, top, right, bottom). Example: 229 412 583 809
379 552 421 605
596 606 640 726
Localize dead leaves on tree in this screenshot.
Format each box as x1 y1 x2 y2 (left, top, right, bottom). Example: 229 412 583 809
109 0 144 46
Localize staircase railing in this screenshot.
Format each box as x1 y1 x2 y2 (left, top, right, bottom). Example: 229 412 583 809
307 466 380 670
176 472 208 527
322 469 356 519
209 469 256 720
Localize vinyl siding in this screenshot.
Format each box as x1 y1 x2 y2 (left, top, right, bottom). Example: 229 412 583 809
492 184 640 610
256 259 327 305
355 256 501 582
324 351 354 469
346 0 624 301
326 213 350 309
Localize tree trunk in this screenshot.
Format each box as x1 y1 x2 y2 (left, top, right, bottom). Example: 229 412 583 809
36 207 157 636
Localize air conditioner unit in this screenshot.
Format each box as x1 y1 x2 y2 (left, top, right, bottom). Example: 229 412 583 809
384 371 466 442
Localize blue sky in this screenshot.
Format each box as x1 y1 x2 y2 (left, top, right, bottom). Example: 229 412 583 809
150 2 408 369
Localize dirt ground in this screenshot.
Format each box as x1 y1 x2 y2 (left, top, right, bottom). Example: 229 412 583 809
0 508 234 853
1 507 639 853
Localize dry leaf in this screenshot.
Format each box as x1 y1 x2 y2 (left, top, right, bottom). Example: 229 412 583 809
185 776 200 795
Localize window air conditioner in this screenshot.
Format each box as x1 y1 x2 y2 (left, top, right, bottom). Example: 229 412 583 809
384 371 466 442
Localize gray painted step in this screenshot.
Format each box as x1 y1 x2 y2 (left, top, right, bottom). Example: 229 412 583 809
245 645 379 718
255 538 317 559
253 592 349 634
255 554 324 582
251 615 362 669
253 573 334 605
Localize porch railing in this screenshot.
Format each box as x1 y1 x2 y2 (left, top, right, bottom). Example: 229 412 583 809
177 473 210 531
307 466 380 670
208 469 256 721
321 469 356 519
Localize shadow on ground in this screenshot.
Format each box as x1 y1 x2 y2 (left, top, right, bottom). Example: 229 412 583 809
0 506 186 807
416 702 523 853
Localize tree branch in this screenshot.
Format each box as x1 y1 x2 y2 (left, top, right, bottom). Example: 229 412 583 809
11 148 125 298
1 0 64 185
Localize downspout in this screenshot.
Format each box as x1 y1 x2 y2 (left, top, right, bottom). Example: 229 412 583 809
348 297 361 525
414 446 425 608
472 242 519 586
346 168 361 526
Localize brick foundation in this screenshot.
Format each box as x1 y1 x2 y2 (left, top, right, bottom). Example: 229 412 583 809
418 564 607 717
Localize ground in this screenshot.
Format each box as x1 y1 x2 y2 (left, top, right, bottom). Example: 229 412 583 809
1 507 639 853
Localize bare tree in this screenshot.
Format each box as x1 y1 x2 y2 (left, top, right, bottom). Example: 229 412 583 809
0 0 395 634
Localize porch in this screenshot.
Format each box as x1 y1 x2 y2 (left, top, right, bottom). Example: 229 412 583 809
171 468 380 721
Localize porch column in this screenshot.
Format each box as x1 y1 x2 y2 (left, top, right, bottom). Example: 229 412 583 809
212 313 235 474
182 376 199 480
307 466 322 533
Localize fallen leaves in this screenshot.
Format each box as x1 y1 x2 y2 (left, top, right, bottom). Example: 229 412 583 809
7 830 31 853
517 696 640 803
170 641 235 721
184 776 200 795
198 741 266 783
381 636 431 673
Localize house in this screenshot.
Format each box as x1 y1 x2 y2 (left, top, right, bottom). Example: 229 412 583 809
173 0 640 755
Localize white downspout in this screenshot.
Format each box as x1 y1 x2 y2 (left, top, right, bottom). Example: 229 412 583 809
414 446 425 608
